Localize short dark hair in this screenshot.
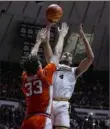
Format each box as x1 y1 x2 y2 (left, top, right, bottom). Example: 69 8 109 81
20 54 41 75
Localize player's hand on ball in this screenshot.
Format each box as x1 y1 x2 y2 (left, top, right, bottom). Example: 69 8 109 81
58 22 69 37
36 28 47 42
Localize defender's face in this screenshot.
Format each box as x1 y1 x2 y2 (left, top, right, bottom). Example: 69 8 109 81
60 52 72 65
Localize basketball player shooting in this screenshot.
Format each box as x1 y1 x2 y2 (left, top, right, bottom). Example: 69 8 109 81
44 24 94 129
21 22 68 129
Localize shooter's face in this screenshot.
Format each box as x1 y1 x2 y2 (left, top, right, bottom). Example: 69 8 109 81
60 52 72 65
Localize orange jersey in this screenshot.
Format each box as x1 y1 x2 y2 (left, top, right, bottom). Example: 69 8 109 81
22 63 56 116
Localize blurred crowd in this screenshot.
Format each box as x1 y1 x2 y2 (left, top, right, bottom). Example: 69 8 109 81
70 77 109 109
0 105 109 129
70 115 109 129
0 80 23 100
70 107 110 129
0 105 24 129
0 68 23 100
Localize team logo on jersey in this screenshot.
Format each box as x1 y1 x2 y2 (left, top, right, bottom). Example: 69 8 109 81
59 74 64 79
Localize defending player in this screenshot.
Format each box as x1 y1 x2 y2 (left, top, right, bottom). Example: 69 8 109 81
21 23 69 129
44 24 94 129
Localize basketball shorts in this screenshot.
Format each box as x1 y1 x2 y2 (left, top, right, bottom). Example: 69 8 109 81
21 114 52 129
52 101 70 128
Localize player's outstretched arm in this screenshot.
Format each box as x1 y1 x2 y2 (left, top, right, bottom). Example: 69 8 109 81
75 24 94 78
43 27 53 63
31 28 47 56
51 22 69 65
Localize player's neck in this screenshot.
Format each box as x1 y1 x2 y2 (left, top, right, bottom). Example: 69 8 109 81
60 61 70 67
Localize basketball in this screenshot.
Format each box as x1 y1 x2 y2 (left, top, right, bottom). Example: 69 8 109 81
46 4 63 23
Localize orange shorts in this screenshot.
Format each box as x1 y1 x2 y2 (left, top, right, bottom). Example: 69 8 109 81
21 115 52 129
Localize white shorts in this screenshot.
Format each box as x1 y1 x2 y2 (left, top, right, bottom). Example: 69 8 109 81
44 117 52 129
52 100 70 128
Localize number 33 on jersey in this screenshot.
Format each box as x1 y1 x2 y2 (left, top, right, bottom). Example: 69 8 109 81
25 80 42 97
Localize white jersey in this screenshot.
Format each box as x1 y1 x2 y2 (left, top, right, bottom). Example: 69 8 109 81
53 64 77 99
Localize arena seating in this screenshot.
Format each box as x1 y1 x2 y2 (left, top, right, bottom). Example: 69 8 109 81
0 105 109 129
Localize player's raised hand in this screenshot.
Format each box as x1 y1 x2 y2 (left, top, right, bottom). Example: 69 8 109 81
79 24 85 39
58 22 69 37
36 28 47 42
